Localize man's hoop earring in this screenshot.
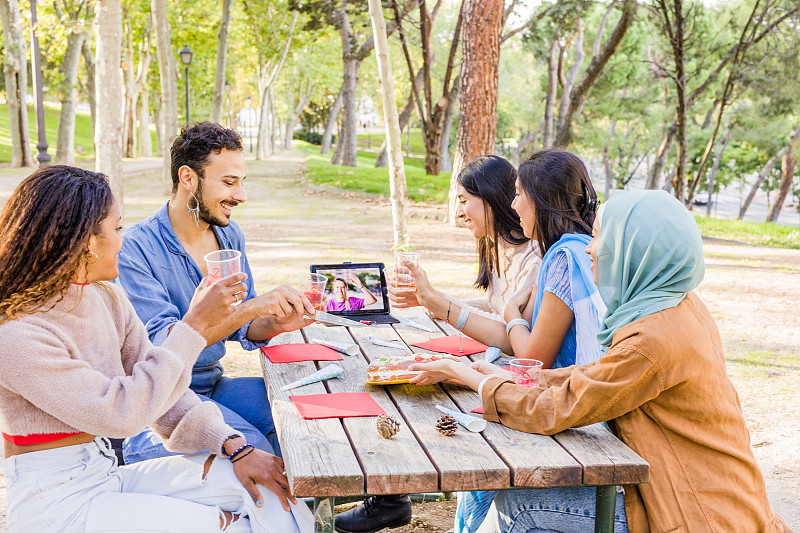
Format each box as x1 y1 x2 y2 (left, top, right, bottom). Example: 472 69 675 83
187 192 201 228
86 249 98 265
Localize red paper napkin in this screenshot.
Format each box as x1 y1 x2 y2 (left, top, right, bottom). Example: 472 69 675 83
261 343 343 363
471 406 484 414
410 335 489 357
289 392 386 419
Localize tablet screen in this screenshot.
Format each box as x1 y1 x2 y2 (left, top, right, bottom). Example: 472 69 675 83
309 263 389 316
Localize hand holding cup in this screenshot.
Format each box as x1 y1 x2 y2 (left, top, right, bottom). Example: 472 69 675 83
184 272 248 334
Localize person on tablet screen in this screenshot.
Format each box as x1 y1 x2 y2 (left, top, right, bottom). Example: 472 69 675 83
326 274 377 312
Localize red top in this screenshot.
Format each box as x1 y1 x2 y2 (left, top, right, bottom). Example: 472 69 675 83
3 431 82 445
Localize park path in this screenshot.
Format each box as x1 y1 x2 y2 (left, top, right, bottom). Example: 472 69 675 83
0 148 797 530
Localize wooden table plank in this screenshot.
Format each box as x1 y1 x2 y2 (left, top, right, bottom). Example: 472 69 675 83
554 423 650 486
262 330 364 497
445 386 582 488
351 319 510 492
301 323 439 495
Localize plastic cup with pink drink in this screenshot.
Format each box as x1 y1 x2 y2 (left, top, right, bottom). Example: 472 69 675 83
204 249 242 287
298 273 328 311
509 358 544 388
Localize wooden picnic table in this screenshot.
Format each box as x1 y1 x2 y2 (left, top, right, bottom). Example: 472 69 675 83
260 308 649 533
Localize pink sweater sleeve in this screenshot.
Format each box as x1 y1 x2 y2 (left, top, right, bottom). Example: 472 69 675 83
118 294 235 453
0 318 205 438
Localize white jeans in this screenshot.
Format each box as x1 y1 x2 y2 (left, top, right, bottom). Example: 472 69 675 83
3 437 313 533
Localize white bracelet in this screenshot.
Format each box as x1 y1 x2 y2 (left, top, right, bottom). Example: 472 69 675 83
505 318 530 336
454 306 470 331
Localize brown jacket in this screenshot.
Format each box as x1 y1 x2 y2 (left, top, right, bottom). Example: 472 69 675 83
482 293 791 533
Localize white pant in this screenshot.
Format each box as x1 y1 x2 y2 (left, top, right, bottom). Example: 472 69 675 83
3 437 314 533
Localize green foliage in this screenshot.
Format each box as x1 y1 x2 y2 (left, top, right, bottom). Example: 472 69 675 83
294 129 325 145
297 141 450 204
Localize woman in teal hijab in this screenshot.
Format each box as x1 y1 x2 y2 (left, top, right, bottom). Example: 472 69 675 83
593 189 704 347
411 189 789 533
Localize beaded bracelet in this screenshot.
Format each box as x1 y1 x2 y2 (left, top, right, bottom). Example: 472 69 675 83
221 434 243 456
231 446 255 464
227 444 253 462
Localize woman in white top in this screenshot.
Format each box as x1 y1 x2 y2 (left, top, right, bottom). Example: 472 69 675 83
339 156 541 533
389 155 541 325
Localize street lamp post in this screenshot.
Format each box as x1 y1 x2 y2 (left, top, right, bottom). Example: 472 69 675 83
29 0 50 166
180 45 193 125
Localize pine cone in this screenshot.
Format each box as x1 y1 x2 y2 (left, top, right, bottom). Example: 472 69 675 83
435 414 458 436
376 414 400 439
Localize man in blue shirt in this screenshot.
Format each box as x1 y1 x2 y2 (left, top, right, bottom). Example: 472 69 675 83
117 122 314 464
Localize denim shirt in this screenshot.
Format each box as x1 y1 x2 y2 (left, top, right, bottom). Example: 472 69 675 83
116 202 265 394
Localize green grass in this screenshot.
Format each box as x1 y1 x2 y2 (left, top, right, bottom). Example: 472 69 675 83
0 103 94 162
694 215 800 249
0 103 156 163
356 128 427 155
297 141 451 204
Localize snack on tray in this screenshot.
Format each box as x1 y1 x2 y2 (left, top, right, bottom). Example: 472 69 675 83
366 352 460 384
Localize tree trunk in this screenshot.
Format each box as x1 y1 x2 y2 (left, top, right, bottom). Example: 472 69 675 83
0 0 32 167
210 0 232 123
283 81 313 150
255 12 297 159
82 37 96 143
95 0 124 208
555 18 584 138
139 87 152 156
152 0 179 192
449 0 503 223
646 124 676 189
542 38 559 149
553 0 636 147
439 79 459 173
513 125 540 168
269 86 277 154
54 30 86 164
134 18 154 158
706 127 732 216
375 66 424 168
337 56 361 167
367 0 409 246
257 89 271 159
154 106 163 156
121 15 137 159
767 143 795 222
321 87 343 155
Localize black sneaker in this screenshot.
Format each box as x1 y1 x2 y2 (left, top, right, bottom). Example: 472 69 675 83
334 494 412 533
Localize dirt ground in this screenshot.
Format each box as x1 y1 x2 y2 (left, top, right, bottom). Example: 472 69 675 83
0 149 797 531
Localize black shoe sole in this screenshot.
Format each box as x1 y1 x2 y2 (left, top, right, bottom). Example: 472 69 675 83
333 515 412 533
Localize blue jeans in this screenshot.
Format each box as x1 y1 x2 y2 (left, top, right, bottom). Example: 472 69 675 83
492 486 628 533
123 376 280 464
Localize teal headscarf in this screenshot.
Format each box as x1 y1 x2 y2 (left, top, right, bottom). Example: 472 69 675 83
595 190 705 347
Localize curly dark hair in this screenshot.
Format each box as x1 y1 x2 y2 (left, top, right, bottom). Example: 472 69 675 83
457 155 528 291
518 149 597 257
0 165 114 322
170 122 243 192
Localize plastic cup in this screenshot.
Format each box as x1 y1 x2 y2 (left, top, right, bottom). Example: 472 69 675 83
204 249 242 287
509 358 544 388
299 273 327 311
394 251 420 292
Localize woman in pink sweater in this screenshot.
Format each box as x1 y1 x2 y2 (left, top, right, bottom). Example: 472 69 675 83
0 166 314 532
